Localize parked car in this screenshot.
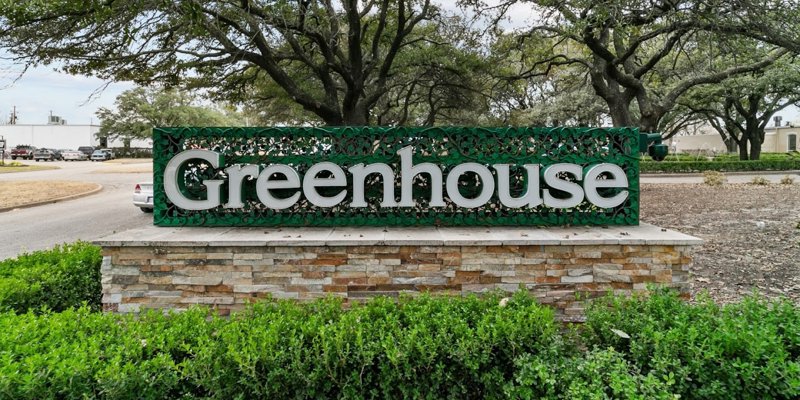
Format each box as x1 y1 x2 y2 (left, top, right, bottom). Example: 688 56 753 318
133 182 154 212
33 148 63 161
77 146 95 158
62 149 88 161
90 149 115 161
10 144 36 160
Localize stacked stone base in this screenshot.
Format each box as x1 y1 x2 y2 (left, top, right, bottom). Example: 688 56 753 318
97 225 701 320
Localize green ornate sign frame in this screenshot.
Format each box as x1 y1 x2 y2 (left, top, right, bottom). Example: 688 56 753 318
152 127 640 227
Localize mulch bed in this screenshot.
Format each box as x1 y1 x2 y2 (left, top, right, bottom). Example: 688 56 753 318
641 183 800 304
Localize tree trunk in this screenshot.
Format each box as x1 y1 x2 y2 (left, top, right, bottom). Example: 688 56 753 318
725 138 738 153
749 136 762 160
738 137 749 160
341 103 369 126
607 98 634 127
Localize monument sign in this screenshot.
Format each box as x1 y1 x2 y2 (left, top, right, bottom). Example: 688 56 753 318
153 127 639 227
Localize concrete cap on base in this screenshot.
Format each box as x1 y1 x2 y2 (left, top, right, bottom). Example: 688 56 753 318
94 223 702 248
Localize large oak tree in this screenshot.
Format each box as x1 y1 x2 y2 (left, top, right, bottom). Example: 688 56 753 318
0 0 442 125
467 0 793 133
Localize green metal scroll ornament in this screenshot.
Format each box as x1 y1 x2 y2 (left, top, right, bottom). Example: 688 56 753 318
152 127 640 227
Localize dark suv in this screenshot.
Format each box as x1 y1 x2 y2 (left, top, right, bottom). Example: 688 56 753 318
77 146 95 158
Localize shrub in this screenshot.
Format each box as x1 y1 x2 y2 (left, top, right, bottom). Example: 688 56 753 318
507 349 676 399
582 289 800 399
641 159 800 173
0 291 797 398
703 171 726 186
0 242 102 313
750 176 771 185
0 293 563 399
781 175 795 185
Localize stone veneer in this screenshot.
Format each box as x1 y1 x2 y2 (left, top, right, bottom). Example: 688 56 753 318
95 224 701 320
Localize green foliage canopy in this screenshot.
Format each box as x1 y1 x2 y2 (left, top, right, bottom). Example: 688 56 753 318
95 87 238 142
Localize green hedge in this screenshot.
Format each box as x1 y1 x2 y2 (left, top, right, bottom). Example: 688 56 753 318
0 291 797 399
0 242 102 313
583 290 800 399
641 159 800 173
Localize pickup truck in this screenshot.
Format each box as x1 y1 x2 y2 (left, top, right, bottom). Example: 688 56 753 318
11 145 36 160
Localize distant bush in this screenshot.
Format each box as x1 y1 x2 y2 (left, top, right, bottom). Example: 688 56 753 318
108 147 152 159
713 152 800 162
0 291 797 399
750 176 770 185
0 242 102 313
641 159 800 173
703 171 726 186
781 175 795 185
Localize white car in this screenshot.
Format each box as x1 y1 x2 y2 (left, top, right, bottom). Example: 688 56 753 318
62 150 88 161
133 182 154 212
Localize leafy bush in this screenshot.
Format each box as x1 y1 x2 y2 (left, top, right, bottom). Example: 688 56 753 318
582 289 800 399
703 171 726 186
507 349 676 399
713 152 800 162
781 175 795 185
0 242 102 313
0 293 563 399
750 176 771 185
641 159 800 173
0 290 797 398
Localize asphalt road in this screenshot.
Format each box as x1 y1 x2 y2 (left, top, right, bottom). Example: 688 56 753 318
0 159 152 261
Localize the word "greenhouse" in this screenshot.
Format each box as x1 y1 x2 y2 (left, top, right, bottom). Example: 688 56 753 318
164 147 630 211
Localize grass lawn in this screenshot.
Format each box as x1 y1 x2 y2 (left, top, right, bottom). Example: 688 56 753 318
0 181 100 209
0 163 59 173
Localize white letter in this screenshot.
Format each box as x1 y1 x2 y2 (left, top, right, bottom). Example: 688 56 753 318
397 146 445 207
256 164 301 210
583 163 629 208
494 164 543 208
164 149 224 210
348 163 397 208
303 162 347 207
543 163 584 208
224 164 260 209
446 163 495 208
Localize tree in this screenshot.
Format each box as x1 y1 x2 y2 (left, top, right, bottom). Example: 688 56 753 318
466 0 790 133
234 13 494 126
679 56 800 160
0 0 443 126
96 87 236 144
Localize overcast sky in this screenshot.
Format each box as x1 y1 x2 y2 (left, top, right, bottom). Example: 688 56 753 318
0 59 134 125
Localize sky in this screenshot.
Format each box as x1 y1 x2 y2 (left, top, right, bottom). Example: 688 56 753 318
0 60 134 126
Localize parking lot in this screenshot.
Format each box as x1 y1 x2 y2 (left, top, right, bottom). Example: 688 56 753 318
0 159 152 260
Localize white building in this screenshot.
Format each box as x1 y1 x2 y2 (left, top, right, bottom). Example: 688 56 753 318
0 123 151 150
670 123 799 154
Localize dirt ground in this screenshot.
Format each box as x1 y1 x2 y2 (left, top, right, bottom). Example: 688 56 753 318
0 181 100 209
641 182 800 304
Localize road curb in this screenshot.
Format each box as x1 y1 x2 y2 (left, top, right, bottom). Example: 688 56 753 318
0 184 104 213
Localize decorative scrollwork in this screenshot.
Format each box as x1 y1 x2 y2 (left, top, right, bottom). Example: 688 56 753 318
152 127 640 227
